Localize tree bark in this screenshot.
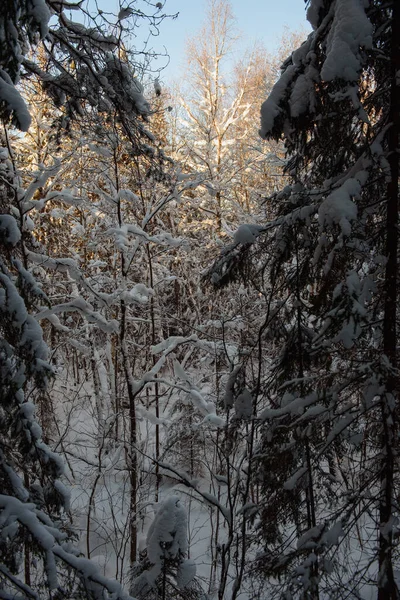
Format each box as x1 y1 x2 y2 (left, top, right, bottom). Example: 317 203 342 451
121 299 138 567
379 2 400 597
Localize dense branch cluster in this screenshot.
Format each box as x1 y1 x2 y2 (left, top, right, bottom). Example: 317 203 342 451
0 0 399 599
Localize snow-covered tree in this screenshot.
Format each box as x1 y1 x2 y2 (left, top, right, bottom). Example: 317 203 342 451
0 0 182 595
209 0 400 597
1 0 173 134
131 495 201 599
0 128 138 600
177 0 270 241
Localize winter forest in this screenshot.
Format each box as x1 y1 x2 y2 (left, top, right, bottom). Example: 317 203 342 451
1 0 400 598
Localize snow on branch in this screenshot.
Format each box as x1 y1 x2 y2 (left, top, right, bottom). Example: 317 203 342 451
0 71 32 132
0 215 21 246
260 37 313 138
320 0 372 82
0 494 136 599
260 0 372 138
36 298 119 334
156 463 232 525
106 224 186 251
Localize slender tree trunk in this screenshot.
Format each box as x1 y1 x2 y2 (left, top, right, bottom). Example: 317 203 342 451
24 473 31 588
120 299 138 566
231 417 256 600
146 246 161 500
113 148 138 566
106 338 118 440
379 4 400 598
294 232 319 599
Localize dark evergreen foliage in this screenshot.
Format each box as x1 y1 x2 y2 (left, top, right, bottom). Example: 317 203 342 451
209 0 400 596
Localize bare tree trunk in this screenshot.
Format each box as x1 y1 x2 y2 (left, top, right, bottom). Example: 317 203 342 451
119 299 138 566
24 473 31 588
106 338 117 439
294 233 319 600
146 246 161 500
113 146 139 567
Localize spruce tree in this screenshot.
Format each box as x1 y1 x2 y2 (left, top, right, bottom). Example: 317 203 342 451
131 495 201 600
210 0 400 597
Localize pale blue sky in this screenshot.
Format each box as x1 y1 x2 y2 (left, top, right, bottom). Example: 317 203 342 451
88 0 311 83
152 0 312 82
